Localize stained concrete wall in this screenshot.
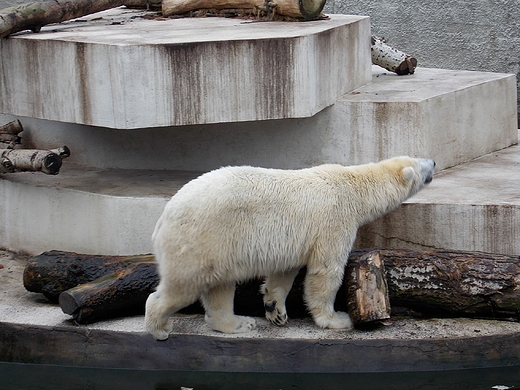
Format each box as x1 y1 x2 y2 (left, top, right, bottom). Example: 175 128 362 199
1 0 518 124
324 0 520 126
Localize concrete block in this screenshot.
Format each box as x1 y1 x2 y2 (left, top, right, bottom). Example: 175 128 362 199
332 66 518 170
3 66 516 172
356 142 520 256
0 9 371 129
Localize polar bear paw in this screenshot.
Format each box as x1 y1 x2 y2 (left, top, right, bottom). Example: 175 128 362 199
264 300 288 326
146 318 174 341
205 314 257 334
315 311 353 330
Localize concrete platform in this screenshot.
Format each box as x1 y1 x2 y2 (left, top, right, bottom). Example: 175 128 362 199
0 8 371 128
356 139 520 256
0 140 518 256
2 66 515 173
1 250 519 373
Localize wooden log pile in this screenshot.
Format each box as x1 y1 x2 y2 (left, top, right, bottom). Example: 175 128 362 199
0 120 70 175
24 248 520 325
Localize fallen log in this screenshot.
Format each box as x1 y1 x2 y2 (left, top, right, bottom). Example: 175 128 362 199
24 248 520 324
23 251 154 301
0 146 70 174
0 0 124 38
162 0 326 20
0 119 23 147
59 260 158 323
371 36 417 75
364 248 520 319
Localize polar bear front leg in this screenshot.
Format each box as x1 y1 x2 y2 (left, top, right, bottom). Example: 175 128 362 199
261 269 299 326
201 283 257 333
304 267 353 330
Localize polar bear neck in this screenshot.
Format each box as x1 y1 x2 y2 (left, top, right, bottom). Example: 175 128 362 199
330 164 417 226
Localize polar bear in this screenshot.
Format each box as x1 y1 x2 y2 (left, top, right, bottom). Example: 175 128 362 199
145 156 435 340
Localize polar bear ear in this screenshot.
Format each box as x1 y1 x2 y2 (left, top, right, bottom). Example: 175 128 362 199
402 167 415 182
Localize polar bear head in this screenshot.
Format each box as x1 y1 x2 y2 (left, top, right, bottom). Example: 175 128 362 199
381 156 435 198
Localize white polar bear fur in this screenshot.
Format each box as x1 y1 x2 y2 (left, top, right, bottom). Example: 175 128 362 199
145 156 435 340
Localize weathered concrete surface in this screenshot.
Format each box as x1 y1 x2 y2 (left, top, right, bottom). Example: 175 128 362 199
0 141 518 256
0 165 200 255
0 8 371 128
334 67 518 171
2 66 515 173
356 139 520 256
1 250 519 373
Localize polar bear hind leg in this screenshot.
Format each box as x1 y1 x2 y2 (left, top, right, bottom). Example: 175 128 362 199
262 269 300 326
201 283 257 333
145 285 199 340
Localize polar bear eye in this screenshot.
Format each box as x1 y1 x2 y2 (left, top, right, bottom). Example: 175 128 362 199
402 166 415 182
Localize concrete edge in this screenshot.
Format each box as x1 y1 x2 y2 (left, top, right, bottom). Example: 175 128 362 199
1 322 519 373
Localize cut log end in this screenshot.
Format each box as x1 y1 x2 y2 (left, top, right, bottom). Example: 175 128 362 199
298 0 326 20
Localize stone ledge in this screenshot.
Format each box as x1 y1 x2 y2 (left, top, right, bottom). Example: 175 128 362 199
0 9 371 128
356 142 520 256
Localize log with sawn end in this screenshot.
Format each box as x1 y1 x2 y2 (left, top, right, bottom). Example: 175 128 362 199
23 248 520 324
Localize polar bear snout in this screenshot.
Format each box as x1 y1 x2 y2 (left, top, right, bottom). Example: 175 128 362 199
419 158 435 185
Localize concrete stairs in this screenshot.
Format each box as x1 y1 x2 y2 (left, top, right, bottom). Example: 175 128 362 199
0 8 517 255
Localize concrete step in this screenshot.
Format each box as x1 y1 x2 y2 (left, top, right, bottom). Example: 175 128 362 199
0 8 371 128
2 66 516 174
356 138 520 256
1 140 518 255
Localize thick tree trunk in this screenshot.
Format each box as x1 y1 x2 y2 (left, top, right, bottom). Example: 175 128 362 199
371 36 417 75
0 0 124 38
162 0 326 20
24 249 520 324
0 146 70 174
353 248 520 319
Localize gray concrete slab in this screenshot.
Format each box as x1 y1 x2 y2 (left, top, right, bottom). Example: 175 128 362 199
0 138 518 255
0 8 371 128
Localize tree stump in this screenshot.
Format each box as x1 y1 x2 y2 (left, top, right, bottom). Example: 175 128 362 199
346 250 391 324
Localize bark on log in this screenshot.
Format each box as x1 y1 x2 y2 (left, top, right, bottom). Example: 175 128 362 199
23 250 155 301
0 0 125 38
0 119 23 147
0 146 70 174
123 0 162 10
59 260 158 323
346 250 390 323
24 248 520 324
162 0 326 20
371 36 417 75
353 248 520 319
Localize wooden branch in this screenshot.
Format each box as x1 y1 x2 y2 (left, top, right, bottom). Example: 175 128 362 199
0 146 70 174
0 119 23 147
0 0 125 39
24 248 520 324
371 36 417 75
162 0 326 20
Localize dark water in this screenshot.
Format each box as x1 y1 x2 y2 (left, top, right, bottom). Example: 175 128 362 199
1 362 519 390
